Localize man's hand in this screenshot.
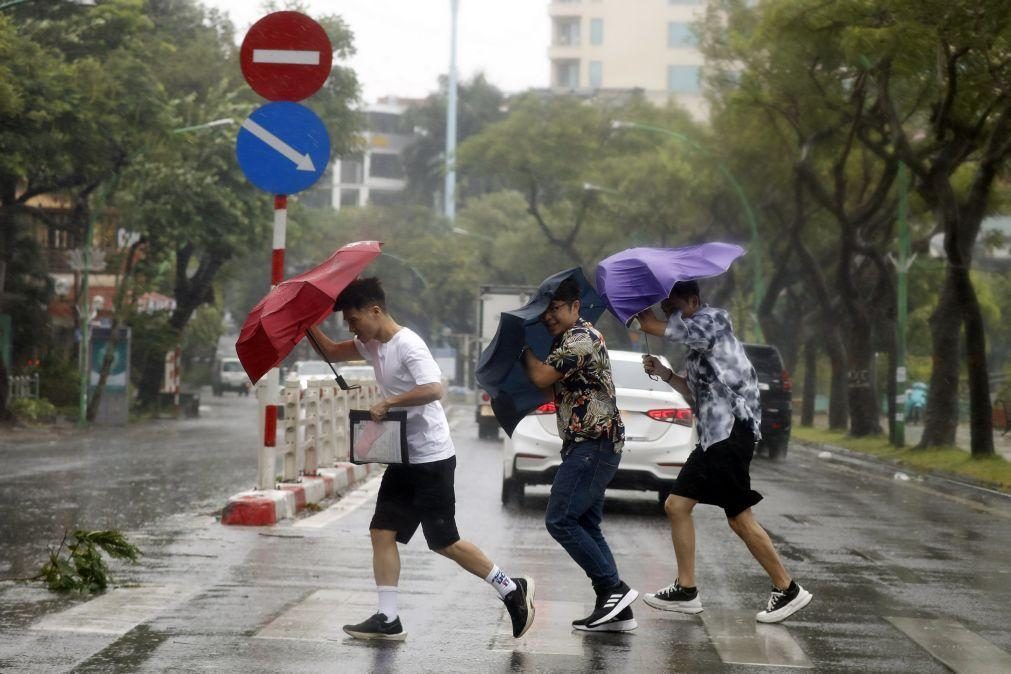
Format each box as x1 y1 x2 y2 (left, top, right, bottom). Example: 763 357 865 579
642 354 672 381
636 309 668 337
370 399 391 422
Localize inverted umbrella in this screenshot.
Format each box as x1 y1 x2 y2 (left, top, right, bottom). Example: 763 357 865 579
236 240 382 383
476 267 605 436
596 243 746 326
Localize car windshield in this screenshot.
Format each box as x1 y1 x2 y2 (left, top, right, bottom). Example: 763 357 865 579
744 346 783 377
612 359 670 392
297 362 332 376
222 361 243 372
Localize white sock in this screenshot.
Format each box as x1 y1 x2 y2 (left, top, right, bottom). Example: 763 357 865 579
485 565 518 599
377 586 398 621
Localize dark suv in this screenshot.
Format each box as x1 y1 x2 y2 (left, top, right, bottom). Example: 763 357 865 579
743 343 793 459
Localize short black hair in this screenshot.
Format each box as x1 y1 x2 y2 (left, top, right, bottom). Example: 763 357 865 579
334 277 387 313
669 280 701 301
552 277 581 304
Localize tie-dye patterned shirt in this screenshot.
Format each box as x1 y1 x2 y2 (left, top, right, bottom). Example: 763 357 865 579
664 306 762 450
546 318 626 455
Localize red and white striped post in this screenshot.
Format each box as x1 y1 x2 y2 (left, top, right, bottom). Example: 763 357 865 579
257 194 287 490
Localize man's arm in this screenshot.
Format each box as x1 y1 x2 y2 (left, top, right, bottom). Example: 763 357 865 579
370 382 443 421
307 325 361 363
643 355 694 406
522 347 565 389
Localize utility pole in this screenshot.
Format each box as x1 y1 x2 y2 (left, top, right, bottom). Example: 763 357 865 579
444 0 459 220
893 163 911 446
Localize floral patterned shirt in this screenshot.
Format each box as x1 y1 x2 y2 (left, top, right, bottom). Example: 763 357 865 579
665 306 762 450
545 318 625 455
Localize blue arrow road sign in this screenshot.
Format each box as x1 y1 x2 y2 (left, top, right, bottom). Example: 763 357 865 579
235 101 330 195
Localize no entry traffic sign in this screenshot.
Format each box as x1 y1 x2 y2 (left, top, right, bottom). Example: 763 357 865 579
235 102 330 195
240 11 333 102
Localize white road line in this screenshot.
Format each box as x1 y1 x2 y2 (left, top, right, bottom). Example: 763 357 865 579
701 609 814 669
293 477 381 529
252 49 320 65
32 585 194 636
256 590 373 641
490 600 585 656
886 616 1011 674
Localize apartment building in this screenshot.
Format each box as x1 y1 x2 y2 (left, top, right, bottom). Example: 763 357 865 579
548 0 709 118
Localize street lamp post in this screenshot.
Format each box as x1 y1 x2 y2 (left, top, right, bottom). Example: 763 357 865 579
444 0 460 221
892 163 912 447
77 118 235 425
611 120 766 341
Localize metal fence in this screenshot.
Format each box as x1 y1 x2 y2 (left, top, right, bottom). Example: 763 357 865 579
7 373 40 401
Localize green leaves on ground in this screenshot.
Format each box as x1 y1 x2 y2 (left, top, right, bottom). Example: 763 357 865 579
38 529 141 594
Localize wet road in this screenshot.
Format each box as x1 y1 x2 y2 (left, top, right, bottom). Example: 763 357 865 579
2 404 1011 672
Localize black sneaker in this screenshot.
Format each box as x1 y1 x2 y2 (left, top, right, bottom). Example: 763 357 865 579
643 579 703 614
572 580 638 629
756 581 813 623
574 605 638 632
342 613 407 641
503 577 535 638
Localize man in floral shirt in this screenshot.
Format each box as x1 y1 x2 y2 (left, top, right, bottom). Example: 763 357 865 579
522 278 638 633
637 280 812 624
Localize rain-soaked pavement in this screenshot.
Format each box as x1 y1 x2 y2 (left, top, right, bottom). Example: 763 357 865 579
2 397 1011 673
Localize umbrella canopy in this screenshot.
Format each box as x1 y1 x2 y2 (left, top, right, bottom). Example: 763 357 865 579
596 243 746 326
476 267 605 436
236 241 382 383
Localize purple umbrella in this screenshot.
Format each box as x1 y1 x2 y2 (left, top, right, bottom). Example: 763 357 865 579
596 243 746 326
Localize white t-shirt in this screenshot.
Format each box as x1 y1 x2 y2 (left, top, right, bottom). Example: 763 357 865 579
354 328 455 464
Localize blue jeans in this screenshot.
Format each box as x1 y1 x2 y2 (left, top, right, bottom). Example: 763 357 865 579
545 438 621 591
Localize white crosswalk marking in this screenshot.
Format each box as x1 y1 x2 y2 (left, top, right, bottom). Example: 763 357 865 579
256 590 374 641
702 609 814 669
491 600 586 656
31 586 194 636
886 616 1011 674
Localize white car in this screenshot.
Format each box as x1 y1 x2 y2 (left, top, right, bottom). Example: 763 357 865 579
502 350 696 505
337 363 376 384
286 360 336 389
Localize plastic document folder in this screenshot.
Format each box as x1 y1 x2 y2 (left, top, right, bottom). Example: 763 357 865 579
349 409 409 465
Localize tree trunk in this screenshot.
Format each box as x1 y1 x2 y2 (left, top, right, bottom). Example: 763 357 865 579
919 268 960 448
846 309 882 436
886 330 897 443
827 334 849 430
956 268 994 456
801 337 817 427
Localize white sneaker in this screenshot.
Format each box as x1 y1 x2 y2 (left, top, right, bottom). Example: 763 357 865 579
643 579 703 614
756 582 812 623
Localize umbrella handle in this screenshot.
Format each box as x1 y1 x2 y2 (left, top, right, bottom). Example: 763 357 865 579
642 331 660 381
304 329 361 391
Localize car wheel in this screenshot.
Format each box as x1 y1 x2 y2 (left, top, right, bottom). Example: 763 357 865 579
501 475 524 505
768 437 789 460
478 422 498 440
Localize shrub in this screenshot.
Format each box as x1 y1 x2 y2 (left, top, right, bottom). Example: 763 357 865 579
10 397 57 423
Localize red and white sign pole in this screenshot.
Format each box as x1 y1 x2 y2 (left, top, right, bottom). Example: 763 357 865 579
257 195 287 490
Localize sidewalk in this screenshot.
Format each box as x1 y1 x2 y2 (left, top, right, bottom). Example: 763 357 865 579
809 413 1011 461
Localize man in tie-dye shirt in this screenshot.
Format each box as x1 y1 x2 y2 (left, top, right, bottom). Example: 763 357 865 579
635 280 812 625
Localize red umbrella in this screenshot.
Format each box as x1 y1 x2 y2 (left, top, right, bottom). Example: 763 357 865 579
236 241 383 383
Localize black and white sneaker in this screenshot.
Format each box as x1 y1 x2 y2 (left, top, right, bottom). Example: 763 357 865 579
756 581 812 623
643 579 703 614
342 613 407 641
574 606 638 632
503 577 535 638
572 581 638 629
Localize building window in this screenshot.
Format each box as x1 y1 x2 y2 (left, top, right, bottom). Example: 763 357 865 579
339 155 364 184
368 190 400 206
667 22 696 47
554 60 580 88
553 17 580 46
367 112 402 135
667 65 701 93
590 18 603 45
339 188 360 208
589 61 603 88
369 153 404 180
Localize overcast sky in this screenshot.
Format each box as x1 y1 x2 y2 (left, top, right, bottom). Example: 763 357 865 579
203 0 550 102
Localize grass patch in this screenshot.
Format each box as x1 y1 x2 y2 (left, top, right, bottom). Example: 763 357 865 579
793 426 1011 491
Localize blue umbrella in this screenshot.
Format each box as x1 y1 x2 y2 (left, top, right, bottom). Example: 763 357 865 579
596 243 746 326
476 267 605 436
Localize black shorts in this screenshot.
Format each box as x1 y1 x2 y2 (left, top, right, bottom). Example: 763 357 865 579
668 418 763 518
370 456 460 551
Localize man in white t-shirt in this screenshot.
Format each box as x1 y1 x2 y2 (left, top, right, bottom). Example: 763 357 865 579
307 277 534 642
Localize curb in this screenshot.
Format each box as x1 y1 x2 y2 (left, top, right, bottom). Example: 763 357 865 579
221 462 376 526
792 438 1011 498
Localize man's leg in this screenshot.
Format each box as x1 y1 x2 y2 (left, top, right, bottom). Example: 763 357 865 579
726 508 790 588
372 528 401 586
664 494 699 587
436 539 492 578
